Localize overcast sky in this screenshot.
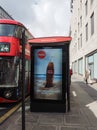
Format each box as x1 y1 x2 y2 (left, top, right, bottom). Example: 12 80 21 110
0 0 71 37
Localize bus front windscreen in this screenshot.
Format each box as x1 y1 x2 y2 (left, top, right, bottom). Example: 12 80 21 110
0 24 16 36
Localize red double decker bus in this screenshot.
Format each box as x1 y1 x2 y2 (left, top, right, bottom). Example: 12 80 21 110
0 19 33 103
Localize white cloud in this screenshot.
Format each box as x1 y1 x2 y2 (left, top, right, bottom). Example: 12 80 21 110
0 0 71 37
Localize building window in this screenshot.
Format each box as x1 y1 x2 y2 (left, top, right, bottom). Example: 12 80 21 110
78 38 80 49
80 16 82 27
73 61 77 73
91 12 94 35
80 0 82 9
94 53 97 79
80 33 82 48
78 34 82 49
86 55 94 79
91 0 93 4
85 23 88 41
78 58 83 75
86 52 97 79
85 0 88 16
78 22 79 32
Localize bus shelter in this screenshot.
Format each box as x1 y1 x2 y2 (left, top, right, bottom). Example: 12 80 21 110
28 36 72 112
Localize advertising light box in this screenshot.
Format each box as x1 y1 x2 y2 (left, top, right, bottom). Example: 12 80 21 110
29 37 71 112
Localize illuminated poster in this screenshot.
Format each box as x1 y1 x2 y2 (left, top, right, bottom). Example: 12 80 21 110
33 48 62 100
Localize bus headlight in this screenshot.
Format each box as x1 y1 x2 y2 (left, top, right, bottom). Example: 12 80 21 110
4 91 12 98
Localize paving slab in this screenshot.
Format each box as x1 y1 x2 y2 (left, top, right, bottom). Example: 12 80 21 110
1 76 97 130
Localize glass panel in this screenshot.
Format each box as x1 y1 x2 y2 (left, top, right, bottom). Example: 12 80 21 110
78 58 83 75
0 57 19 87
0 24 16 36
94 53 97 78
88 55 93 63
89 63 94 79
33 48 62 100
14 26 23 38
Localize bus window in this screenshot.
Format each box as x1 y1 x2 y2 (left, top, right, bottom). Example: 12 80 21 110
14 26 24 38
0 24 16 36
0 57 19 85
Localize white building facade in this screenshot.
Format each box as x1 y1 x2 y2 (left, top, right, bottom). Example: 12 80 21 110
0 6 13 19
70 0 97 81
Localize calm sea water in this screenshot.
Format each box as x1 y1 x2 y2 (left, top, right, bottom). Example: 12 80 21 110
34 74 62 81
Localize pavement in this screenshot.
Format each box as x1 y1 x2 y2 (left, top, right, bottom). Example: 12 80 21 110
73 74 97 91
0 74 97 130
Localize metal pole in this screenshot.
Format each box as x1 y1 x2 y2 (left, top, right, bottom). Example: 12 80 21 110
21 30 26 130
67 44 70 112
